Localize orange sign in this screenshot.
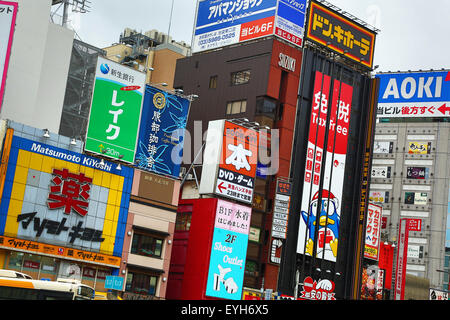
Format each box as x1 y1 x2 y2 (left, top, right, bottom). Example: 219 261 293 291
0 235 121 267
215 121 259 204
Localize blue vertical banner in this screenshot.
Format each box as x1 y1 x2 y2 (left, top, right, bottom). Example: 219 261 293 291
135 85 190 178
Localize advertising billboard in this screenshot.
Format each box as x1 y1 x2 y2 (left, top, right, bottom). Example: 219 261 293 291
205 199 251 300
0 132 133 266
0 1 17 109
275 0 307 47
85 57 146 163
271 180 292 239
394 218 410 300
364 203 382 261
305 1 376 69
135 85 190 178
297 71 353 262
200 120 258 205
192 0 307 53
376 71 450 118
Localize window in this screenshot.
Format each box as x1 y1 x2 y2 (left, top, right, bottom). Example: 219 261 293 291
226 100 247 115
131 232 164 258
231 70 251 85
175 211 192 231
125 271 158 296
256 97 277 118
209 75 218 89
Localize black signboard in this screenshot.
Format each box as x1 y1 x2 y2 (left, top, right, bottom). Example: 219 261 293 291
305 1 376 69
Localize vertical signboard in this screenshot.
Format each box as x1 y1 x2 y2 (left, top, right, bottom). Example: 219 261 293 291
215 121 258 205
394 218 410 300
0 1 17 109
297 71 353 262
364 203 382 260
271 180 292 239
85 57 145 163
274 0 307 47
206 200 251 300
376 71 450 118
297 71 330 257
135 85 190 178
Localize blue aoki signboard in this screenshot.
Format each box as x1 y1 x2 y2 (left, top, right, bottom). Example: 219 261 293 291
376 71 450 118
135 85 190 179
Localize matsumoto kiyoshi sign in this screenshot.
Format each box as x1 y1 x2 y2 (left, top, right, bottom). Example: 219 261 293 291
85 57 146 163
376 71 450 118
0 134 133 259
135 85 190 178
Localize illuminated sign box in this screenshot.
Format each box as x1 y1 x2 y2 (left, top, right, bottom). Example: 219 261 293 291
376 71 450 118
0 132 133 262
305 1 376 69
192 0 307 53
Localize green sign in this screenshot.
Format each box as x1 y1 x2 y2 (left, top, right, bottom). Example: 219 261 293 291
85 57 145 163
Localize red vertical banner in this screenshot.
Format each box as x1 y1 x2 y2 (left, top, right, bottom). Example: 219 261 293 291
297 71 331 256
394 218 410 300
316 79 353 262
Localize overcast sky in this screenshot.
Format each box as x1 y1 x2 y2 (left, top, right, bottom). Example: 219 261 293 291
65 0 450 72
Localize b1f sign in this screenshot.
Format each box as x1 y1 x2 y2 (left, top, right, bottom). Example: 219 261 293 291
85 57 146 163
376 71 450 118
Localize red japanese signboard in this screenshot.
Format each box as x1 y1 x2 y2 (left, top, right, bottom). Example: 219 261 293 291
215 121 259 205
297 71 353 263
394 218 410 300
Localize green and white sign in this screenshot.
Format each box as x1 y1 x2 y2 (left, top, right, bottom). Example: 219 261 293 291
85 57 145 163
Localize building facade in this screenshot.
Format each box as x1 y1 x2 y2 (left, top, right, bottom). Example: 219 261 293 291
170 37 303 293
370 120 450 290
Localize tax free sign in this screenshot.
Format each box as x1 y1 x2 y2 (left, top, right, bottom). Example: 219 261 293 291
376 71 450 118
85 57 146 163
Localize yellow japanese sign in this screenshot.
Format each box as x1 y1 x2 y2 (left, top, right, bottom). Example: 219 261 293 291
306 1 376 69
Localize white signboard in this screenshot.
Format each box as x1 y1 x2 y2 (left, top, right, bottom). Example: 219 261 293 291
0 1 17 108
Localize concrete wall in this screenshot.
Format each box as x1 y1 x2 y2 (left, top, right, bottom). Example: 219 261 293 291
0 0 74 133
371 122 450 289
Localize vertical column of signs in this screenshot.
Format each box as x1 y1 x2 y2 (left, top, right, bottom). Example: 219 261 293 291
271 180 292 239
206 200 252 300
297 71 353 262
85 57 146 163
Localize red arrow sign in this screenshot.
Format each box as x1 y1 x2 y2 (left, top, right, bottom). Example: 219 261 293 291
217 182 226 193
438 103 450 115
